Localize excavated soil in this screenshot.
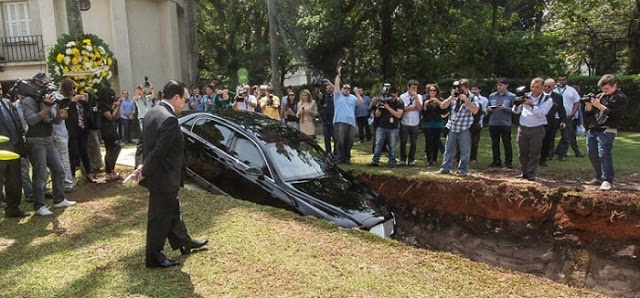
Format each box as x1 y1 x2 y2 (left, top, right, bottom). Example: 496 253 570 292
357 169 640 297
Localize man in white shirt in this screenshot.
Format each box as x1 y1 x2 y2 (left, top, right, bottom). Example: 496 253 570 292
512 77 553 181
554 75 584 159
232 85 257 112
399 80 422 166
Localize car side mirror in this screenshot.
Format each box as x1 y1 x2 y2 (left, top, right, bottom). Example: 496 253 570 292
246 166 265 180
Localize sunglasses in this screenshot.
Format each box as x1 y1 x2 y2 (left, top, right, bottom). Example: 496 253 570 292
429 89 437 92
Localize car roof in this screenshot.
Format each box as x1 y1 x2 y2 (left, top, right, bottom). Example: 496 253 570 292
180 110 307 144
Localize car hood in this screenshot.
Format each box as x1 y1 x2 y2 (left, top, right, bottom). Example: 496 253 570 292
289 174 390 228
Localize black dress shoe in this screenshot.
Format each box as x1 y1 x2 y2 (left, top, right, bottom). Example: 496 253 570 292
5 209 28 218
146 258 179 268
575 152 585 157
180 238 209 255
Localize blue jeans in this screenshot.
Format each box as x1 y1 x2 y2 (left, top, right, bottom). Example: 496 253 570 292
333 123 355 163
372 128 399 165
119 118 132 142
20 157 33 201
441 129 471 173
52 135 74 190
587 131 615 182
322 121 334 156
27 137 66 210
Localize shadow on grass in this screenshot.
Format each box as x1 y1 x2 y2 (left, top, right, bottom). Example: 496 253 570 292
0 181 235 297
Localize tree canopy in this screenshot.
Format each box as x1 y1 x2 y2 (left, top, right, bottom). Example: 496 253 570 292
196 0 637 90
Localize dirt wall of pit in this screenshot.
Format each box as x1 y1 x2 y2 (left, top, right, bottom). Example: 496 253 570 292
358 174 640 297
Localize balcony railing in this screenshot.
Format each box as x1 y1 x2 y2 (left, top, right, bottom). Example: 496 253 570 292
0 35 44 63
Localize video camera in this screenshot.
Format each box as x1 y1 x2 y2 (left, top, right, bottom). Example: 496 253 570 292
311 72 325 89
513 86 529 106
377 83 392 109
8 79 69 108
452 81 462 97
235 86 245 102
581 93 596 103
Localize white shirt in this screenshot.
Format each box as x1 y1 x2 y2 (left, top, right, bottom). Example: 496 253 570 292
473 94 489 127
513 92 552 127
235 95 257 112
399 92 422 126
555 85 580 119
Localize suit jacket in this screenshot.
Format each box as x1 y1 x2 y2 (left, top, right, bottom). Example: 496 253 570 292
139 102 185 193
0 98 26 156
546 91 567 125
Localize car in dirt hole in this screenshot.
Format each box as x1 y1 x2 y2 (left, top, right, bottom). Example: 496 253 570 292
179 110 395 238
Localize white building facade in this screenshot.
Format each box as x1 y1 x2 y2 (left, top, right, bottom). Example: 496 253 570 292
0 0 191 92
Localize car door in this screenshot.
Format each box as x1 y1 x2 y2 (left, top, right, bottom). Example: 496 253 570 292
184 116 235 193
227 134 297 212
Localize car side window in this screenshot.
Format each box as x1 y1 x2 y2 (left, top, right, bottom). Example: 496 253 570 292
231 135 270 178
192 118 234 152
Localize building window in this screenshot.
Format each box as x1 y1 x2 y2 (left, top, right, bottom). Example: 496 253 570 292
3 2 31 38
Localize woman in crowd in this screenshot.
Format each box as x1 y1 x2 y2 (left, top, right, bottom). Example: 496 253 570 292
98 88 122 180
283 90 300 129
62 79 96 183
296 89 318 138
421 84 446 166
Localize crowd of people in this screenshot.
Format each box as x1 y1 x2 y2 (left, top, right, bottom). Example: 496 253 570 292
0 71 629 219
236 73 626 192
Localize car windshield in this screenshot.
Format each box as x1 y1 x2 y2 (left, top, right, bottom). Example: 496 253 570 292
264 138 336 181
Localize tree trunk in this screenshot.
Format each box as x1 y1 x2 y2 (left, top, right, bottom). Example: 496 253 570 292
267 0 280 95
380 0 395 82
65 0 84 35
185 0 199 86
628 0 640 74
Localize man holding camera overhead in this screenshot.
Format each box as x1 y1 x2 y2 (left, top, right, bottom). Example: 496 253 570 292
437 79 479 176
583 74 627 191
512 78 553 181
21 73 76 216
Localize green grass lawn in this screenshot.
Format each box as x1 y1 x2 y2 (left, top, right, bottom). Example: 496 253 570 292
340 128 640 174
0 180 602 297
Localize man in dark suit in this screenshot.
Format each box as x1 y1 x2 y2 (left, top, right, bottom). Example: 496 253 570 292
136 80 208 268
540 78 567 166
0 86 28 218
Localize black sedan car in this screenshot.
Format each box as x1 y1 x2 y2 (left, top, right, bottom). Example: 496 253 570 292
179 110 395 238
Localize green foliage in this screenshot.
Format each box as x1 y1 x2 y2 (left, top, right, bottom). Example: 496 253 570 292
546 0 634 75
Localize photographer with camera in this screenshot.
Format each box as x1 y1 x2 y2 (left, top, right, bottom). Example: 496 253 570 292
370 85 404 167
512 78 553 181
232 85 257 112
583 74 627 191
421 84 446 166
315 78 335 155
21 73 76 216
332 67 364 165
399 80 423 166
437 79 479 176
135 78 154 129
259 86 281 120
